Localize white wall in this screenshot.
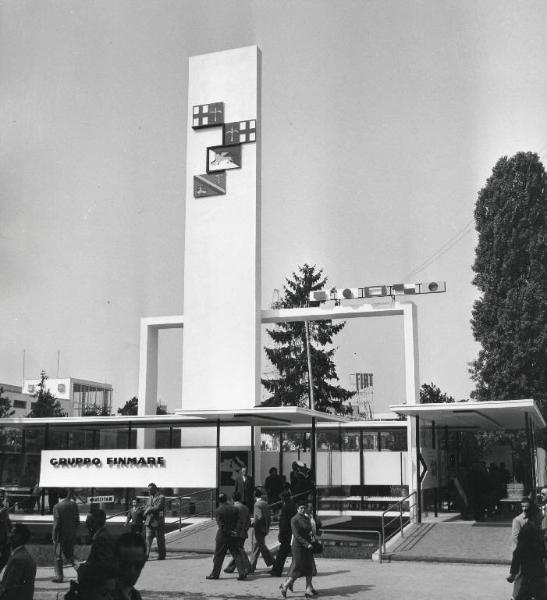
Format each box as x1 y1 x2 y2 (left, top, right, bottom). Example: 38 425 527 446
182 46 261 411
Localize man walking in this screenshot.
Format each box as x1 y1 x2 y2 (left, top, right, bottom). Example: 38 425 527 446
250 488 274 572
143 483 166 560
223 491 252 578
52 488 80 583
206 493 245 580
270 490 297 576
0 523 36 600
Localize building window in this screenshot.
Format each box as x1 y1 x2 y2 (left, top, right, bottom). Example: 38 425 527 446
13 400 27 409
379 430 407 451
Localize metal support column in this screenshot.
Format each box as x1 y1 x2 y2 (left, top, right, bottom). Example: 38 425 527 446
359 428 364 511
432 420 437 517
215 419 221 506
524 412 536 494
416 416 422 524
251 425 256 482
311 417 317 515
279 429 284 475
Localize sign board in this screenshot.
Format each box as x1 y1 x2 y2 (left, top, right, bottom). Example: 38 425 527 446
39 448 217 488
89 496 114 504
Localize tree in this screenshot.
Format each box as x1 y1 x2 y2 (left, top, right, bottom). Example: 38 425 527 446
261 264 355 414
118 397 138 416
0 387 14 418
470 152 547 407
419 382 455 404
81 403 112 417
27 371 66 418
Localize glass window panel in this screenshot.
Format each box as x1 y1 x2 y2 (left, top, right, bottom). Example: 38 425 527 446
341 432 360 451
362 432 378 451
317 430 340 450
380 430 407 451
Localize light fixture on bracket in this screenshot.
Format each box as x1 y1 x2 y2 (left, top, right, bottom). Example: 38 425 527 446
308 280 447 303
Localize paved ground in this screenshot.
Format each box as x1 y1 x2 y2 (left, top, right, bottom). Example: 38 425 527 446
33 553 512 600
389 518 512 564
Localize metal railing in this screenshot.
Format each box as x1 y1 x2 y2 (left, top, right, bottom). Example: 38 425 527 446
380 491 416 553
320 528 383 563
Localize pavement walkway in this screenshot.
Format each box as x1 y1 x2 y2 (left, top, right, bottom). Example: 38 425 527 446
33 553 512 599
388 517 513 564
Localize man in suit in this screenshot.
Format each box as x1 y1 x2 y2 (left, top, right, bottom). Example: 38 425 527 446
250 488 274 572
78 509 117 600
234 466 254 510
143 483 166 560
0 523 36 600
51 487 80 583
223 491 252 578
112 532 147 600
270 490 297 576
0 489 11 573
206 493 245 580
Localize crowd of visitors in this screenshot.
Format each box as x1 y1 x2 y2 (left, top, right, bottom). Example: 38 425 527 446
0 464 318 599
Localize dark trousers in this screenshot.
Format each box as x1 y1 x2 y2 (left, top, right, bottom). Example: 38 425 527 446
515 575 547 600
54 538 77 579
270 536 291 575
146 525 166 559
211 534 245 577
224 538 251 574
250 529 273 569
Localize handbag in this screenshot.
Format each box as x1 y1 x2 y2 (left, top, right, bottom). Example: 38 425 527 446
311 539 323 554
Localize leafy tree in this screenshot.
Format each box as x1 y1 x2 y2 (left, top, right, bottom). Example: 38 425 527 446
419 382 455 404
470 152 547 408
261 264 355 414
81 403 112 416
118 396 138 416
27 371 66 417
0 387 14 418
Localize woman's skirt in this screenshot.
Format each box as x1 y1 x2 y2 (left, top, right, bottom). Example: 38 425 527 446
288 545 314 578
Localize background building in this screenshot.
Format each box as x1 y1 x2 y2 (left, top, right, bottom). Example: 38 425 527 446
22 378 113 416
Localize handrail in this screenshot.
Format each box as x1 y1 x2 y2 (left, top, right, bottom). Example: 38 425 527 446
321 528 383 563
380 491 416 553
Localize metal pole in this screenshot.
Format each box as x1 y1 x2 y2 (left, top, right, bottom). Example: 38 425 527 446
416 416 422 524
359 428 364 511
279 429 284 476
524 412 535 495
216 419 220 509
304 320 315 411
432 420 437 517
311 417 317 515
251 425 255 484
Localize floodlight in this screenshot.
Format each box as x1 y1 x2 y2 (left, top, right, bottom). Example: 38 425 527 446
335 288 359 300
364 285 388 298
308 290 329 303
419 281 446 293
391 283 417 295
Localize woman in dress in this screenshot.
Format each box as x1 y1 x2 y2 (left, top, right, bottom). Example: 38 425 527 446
280 502 318 598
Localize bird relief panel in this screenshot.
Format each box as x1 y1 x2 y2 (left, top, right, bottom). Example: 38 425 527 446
206 144 242 174
193 172 226 198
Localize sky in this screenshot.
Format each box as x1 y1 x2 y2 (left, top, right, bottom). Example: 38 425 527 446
1 0 547 414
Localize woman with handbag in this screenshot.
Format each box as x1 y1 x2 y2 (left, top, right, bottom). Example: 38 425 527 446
279 502 318 598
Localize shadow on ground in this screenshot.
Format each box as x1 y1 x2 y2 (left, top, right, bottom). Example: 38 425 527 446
138 584 375 599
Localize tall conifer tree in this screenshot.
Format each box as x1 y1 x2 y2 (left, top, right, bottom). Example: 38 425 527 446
470 152 547 405
262 264 354 414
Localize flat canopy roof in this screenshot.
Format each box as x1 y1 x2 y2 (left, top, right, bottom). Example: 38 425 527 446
0 406 347 429
390 399 545 430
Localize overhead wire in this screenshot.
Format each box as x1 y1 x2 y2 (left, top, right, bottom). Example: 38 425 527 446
403 220 474 280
